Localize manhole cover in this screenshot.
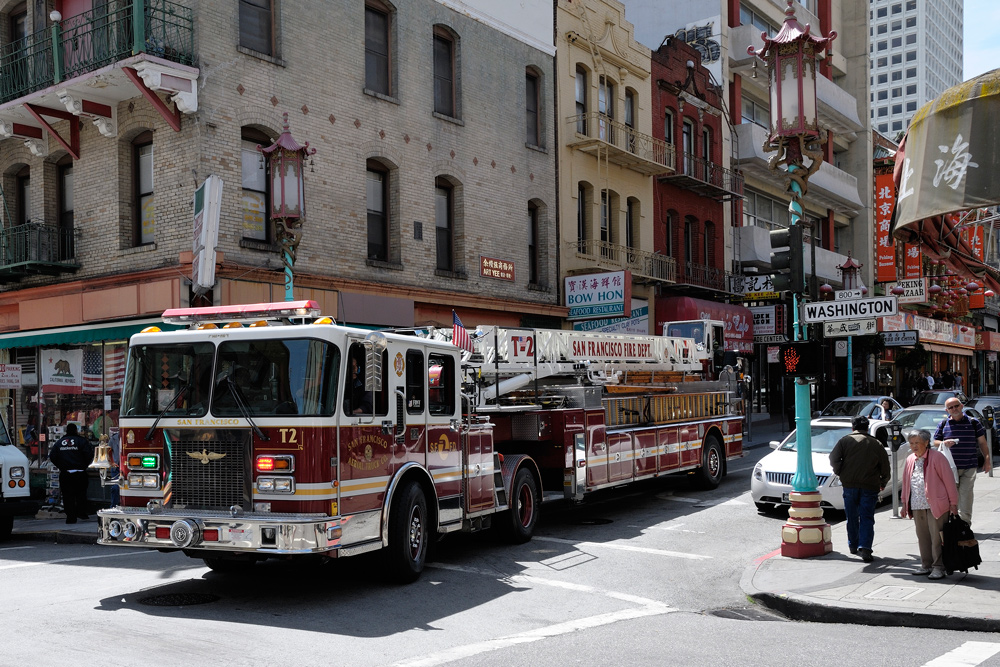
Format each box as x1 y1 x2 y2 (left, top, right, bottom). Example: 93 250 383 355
573 518 613 525
138 593 220 607
864 586 923 601
708 607 786 622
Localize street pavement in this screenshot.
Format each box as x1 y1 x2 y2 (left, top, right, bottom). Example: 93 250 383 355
10 411 1000 633
743 412 1000 632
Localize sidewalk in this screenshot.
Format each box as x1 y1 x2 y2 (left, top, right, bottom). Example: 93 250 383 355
10 511 101 545
742 469 1000 632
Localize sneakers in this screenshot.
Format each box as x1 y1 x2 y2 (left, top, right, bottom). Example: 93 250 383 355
912 567 932 576
858 548 874 563
928 568 946 580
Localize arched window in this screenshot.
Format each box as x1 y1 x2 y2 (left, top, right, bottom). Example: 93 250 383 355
133 131 154 245
239 0 277 57
528 202 539 284
624 89 636 152
15 165 29 225
435 177 453 271
682 119 694 175
526 67 541 147
625 198 638 249
704 221 716 266
684 216 697 276
58 155 74 259
577 181 592 252
241 127 271 243
433 26 459 117
367 159 389 261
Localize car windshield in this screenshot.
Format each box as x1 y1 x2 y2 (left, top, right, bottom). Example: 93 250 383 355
779 425 853 453
894 409 948 431
968 398 1000 411
820 400 872 417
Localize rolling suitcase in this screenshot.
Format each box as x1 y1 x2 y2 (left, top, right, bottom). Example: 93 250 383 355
942 514 982 575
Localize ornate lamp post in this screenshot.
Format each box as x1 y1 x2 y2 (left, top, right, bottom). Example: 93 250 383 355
749 1 836 558
259 113 316 301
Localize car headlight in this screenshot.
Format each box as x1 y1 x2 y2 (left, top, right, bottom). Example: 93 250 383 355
829 475 842 487
753 463 763 481
9 466 24 479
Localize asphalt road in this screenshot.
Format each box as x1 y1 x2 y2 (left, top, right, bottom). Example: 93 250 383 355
5 448 1000 667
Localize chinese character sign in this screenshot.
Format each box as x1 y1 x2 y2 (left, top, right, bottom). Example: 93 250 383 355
904 243 922 279
893 69 1000 237
874 173 897 282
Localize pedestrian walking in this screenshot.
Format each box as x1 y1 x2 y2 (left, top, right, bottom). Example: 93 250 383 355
934 398 992 525
901 429 958 579
829 416 890 562
49 423 95 524
925 372 935 390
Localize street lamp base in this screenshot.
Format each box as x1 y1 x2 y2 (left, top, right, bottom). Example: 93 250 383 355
780 491 832 558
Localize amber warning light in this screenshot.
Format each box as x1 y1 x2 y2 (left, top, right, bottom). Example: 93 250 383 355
778 341 822 377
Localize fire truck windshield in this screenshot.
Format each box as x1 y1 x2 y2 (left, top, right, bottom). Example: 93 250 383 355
121 343 215 417
664 322 703 343
212 339 340 417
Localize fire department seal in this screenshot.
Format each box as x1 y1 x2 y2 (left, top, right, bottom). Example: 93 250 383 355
346 434 389 471
394 352 404 377
431 433 454 461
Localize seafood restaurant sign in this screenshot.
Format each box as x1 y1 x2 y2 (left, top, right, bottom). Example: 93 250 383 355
565 271 631 320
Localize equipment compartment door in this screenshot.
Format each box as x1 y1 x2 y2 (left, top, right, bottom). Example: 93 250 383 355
680 424 700 467
606 431 632 483
464 424 495 511
585 410 608 488
658 425 680 471
633 430 657 478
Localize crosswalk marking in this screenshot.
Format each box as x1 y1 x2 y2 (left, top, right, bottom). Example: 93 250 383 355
923 642 1000 667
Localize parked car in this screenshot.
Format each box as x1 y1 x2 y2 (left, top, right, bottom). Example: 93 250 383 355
910 389 969 406
966 395 1000 413
751 416 901 514
818 395 903 421
892 404 998 455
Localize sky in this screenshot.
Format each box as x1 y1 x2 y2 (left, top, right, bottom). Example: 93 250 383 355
963 0 1000 80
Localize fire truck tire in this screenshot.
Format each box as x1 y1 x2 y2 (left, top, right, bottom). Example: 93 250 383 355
385 481 428 583
695 436 724 490
501 468 539 544
0 515 12 541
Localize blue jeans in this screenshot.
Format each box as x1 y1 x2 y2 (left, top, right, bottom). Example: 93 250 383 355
842 487 879 551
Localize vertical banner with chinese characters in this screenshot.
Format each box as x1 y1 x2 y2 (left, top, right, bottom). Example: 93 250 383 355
904 243 922 278
969 225 984 260
874 173 897 282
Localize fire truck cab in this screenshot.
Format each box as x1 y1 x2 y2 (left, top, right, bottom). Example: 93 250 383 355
96 301 743 581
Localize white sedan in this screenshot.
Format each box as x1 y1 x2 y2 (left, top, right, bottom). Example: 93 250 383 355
751 417 903 513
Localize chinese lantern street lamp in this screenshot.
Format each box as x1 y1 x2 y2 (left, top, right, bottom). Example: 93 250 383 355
749 0 836 558
259 112 317 302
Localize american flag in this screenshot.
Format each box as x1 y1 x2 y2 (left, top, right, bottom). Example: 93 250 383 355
105 344 126 392
82 347 104 393
452 311 473 353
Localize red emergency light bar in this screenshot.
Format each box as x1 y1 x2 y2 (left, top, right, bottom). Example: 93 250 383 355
162 300 322 325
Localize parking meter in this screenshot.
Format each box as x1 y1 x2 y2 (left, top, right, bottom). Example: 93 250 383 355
983 406 995 477
888 421 904 518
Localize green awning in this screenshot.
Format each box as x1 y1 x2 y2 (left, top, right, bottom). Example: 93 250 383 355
0 318 184 350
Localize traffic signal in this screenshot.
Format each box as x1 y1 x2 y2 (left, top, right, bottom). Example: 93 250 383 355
769 225 805 294
777 341 822 377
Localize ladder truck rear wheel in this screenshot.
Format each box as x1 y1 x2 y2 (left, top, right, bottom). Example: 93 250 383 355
695 435 724 490
385 480 428 583
501 468 539 544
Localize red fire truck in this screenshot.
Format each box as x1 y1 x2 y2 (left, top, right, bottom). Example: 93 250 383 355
95 301 744 581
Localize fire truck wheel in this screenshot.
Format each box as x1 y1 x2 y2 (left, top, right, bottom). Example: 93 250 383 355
695 436 724 490
385 481 428 583
502 468 539 544
0 515 12 541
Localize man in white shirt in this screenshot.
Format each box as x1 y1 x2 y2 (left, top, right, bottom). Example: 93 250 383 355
926 373 935 389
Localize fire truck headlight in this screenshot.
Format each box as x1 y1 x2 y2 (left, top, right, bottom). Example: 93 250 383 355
127 473 159 489
256 477 293 493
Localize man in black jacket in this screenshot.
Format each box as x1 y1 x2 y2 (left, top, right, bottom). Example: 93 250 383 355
829 416 891 562
49 423 94 524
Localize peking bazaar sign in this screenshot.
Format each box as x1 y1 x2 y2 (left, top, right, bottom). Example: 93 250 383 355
874 173 897 282
903 243 922 278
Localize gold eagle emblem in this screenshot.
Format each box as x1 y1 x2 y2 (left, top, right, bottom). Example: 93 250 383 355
187 449 227 465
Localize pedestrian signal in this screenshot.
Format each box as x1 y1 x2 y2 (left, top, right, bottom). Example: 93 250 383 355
777 341 822 377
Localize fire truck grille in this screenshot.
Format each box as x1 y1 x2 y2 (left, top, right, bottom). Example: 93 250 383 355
169 431 249 510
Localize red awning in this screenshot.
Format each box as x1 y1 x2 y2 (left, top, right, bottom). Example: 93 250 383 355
655 296 753 353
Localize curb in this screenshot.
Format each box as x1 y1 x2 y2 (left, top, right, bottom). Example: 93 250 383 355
741 552 1000 633
13 530 98 546
748 590 1000 633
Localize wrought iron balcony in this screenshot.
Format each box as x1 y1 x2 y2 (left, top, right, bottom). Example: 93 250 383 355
659 153 744 201
0 0 194 105
676 261 729 291
566 113 676 176
0 222 80 282
569 240 676 284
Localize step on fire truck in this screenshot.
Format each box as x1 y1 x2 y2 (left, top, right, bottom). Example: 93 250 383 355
95 301 744 581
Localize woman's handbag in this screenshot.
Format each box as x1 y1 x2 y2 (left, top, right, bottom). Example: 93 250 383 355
936 443 960 484
942 514 981 575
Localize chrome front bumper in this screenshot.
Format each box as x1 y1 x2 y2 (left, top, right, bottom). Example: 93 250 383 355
96 508 342 555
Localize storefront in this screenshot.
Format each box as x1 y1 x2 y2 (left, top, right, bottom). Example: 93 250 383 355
882 313 975 398
976 330 1000 395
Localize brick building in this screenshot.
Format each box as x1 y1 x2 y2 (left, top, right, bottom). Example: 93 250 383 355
0 0 559 462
